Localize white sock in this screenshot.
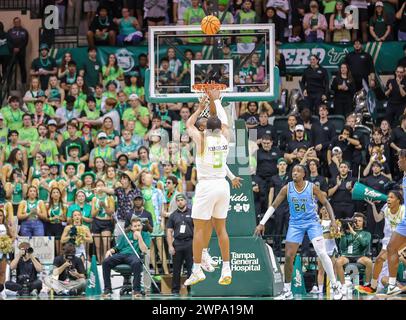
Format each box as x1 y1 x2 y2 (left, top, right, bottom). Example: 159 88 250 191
202 248 208 255
371 279 378 289
284 282 291 292
318 284 324 293
389 277 396 286
318 253 337 284
193 263 201 272
222 261 230 270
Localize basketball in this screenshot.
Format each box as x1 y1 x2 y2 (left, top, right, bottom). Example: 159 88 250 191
201 15 221 35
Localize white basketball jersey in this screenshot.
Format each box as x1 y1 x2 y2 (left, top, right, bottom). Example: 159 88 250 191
382 204 405 240
196 134 229 180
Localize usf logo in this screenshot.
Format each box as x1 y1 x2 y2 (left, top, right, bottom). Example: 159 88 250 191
364 189 381 198
327 48 349 65
293 269 302 288
115 49 135 73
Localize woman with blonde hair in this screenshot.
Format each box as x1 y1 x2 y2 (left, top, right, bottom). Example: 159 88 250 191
61 209 93 264
45 75 65 103
23 77 42 112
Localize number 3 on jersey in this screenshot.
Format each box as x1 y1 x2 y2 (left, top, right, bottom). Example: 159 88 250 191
294 203 306 213
213 151 223 168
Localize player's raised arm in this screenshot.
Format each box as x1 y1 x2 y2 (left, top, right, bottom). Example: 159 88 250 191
313 184 337 229
206 89 230 138
186 96 207 142
254 185 288 236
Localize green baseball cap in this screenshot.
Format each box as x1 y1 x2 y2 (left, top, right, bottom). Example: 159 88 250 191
277 158 287 164
175 193 187 201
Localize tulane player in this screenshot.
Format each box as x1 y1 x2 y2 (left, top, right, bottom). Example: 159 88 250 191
383 149 406 296
255 164 343 300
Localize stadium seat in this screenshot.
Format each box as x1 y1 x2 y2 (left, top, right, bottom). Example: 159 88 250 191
327 115 345 134
112 264 133 295
273 116 289 135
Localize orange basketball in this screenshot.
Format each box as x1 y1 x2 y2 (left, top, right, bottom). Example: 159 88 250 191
201 15 221 35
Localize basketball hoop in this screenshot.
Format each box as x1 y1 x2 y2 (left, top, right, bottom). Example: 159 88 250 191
191 82 228 92
192 82 227 118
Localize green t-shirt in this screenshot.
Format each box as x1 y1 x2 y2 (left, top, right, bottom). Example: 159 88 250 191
114 231 151 255
12 182 23 204
27 103 55 116
2 107 23 130
236 10 256 43
49 204 64 224
323 0 336 14
83 105 100 120
119 17 137 35
123 85 145 99
62 97 87 113
37 138 59 163
67 203 92 228
0 36 9 56
123 106 150 136
339 230 371 257
102 65 124 86
18 127 39 157
81 57 101 89
184 7 206 43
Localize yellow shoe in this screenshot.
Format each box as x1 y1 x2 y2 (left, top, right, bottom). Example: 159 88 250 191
218 268 232 285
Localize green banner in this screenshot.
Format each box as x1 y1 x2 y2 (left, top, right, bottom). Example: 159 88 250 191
225 120 257 237
52 41 405 77
279 41 405 75
291 255 306 295
191 237 283 296
86 255 102 297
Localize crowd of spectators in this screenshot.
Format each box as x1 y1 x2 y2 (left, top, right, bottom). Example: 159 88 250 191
32 0 406 45
0 0 406 298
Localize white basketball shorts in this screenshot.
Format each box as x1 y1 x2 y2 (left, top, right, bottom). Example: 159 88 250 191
191 178 230 220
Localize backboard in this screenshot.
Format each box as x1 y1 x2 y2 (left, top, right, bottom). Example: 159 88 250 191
145 24 279 103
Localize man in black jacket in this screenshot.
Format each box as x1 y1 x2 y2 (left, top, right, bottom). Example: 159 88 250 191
7 17 29 86
344 40 376 91
166 194 194 295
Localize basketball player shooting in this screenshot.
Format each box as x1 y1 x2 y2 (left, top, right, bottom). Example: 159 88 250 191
184 88 242 286
380 149 406 297
254 165 343 300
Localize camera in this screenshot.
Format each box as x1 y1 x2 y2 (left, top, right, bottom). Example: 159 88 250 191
17 274 31 296
65 254 75 270
22 247 34 257
69 226 78 237
339 218 356 231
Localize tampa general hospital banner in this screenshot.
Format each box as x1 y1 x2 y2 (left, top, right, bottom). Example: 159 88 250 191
51 41 406 76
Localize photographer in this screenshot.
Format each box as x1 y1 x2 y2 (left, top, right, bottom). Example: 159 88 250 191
102 217 151 298
44 243 86 296
336 213 373 288
4 242 43 296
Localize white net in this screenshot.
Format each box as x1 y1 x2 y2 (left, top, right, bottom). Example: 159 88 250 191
193 87 225 118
